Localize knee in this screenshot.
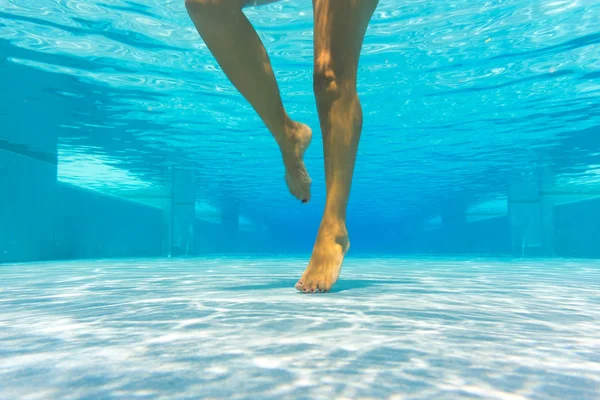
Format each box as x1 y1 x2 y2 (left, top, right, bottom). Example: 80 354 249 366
313 65 339 98
313 64 357 101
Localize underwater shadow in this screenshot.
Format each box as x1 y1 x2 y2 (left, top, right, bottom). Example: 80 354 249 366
222 278 417 293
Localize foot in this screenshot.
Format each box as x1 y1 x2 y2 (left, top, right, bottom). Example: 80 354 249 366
279 122 312 203
295 222 349 293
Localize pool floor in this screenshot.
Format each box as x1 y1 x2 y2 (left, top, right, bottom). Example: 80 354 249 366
0 257 599 399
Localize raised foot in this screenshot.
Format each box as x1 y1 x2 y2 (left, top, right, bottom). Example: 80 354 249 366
295 223 349 293
279 122 312 203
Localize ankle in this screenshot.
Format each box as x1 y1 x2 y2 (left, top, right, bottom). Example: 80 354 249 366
319 217 348 239
318 221 349 253
270 114 295 143
277 120 301 145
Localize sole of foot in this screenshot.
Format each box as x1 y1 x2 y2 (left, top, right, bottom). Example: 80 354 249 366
280 122 312 203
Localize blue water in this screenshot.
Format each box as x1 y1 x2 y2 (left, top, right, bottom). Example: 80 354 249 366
1 0 600 398
2 0 600 255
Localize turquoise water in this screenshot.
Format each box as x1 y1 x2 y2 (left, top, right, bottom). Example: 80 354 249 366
1 0 600 398
2 0 600 256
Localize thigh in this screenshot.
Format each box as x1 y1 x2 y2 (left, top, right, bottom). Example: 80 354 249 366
313 0 379 77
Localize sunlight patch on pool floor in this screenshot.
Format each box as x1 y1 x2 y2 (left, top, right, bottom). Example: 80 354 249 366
0 258 599 399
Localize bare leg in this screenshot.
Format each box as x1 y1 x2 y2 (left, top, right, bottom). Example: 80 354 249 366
185 0 312 202
295 0 379 293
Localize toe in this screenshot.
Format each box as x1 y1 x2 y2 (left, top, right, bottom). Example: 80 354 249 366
301 187 311 203
316 282 325 293
306 280 320 293
285 172 312 203
285 175 306 202
284 174 299 200
302 280 313 293
295 280 304 291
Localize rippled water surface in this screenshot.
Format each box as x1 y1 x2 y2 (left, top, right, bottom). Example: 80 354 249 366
1 258 599 399
2 0 600 230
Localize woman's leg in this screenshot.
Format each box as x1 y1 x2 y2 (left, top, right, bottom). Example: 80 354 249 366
296 0 379 293
185 0 312 202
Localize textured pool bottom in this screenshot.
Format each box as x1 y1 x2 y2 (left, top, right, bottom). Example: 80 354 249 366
0 258 599 400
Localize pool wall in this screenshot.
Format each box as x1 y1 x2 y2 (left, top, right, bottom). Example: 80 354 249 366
0 149 163 263
2 149 600 263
